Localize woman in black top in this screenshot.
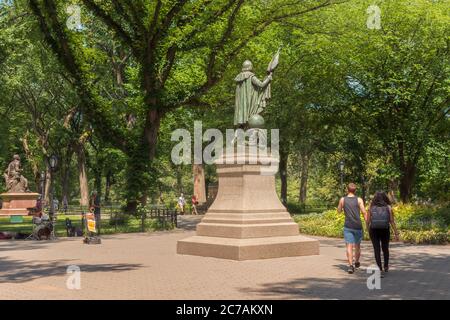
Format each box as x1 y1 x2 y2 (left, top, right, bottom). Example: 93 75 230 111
367 192 400 274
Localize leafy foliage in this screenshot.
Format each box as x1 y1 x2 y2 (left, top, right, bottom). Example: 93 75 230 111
0 0 448 222
294 204 449 244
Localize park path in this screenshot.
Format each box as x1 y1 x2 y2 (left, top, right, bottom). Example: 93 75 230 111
0 215 448 300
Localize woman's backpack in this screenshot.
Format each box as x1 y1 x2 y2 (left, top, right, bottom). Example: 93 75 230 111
370 206 390 229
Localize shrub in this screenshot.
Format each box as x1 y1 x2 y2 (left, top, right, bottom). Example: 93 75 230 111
287 202 335 214
294 204 449 244
393 204 449 231
400 230 449 245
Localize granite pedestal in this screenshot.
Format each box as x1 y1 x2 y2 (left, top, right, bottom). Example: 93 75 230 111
0 193 39 216
177 150 319 260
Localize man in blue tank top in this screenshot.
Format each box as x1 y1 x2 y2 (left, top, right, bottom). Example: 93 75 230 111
337 183 368 274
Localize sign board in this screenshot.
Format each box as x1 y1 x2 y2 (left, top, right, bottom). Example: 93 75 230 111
10 215 24 223
85 213 96 233
83 212 101 245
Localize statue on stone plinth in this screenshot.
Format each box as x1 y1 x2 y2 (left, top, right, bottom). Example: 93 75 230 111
3 154 29 193
178 48 320 260
234 49 280 129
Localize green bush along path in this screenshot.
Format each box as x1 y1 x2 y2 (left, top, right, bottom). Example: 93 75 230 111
294 204 449 245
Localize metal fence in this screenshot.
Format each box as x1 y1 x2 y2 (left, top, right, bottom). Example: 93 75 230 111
140 208 178 231
107 206 178 232
46 204 178 233
44 203 122 216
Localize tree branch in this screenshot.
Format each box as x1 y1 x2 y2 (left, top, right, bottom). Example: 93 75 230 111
82 0 138 55
148 0 162 37
205 0 244 86
160 0 189 32
110 0 141 39
160 44 177 86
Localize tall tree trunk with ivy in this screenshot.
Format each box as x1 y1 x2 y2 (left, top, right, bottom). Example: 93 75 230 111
299 153 310 205
279 148 288 206
75 143 89 207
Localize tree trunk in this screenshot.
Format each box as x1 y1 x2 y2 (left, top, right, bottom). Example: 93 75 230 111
61 148 73 203
144 109 163 160
279 149 288 206
75 143 89 207
94 157 103 197
360 174 367 203
193 164 207 203
398 141 417 203
299 153 310 204
175 165 183 194
140 192 148 206
61 163 71 203
399 164 416 203
44 167 51 204
125 200 138 214
125 109 163 214
21 133 40 190
387 179 398 204
104 170 112 203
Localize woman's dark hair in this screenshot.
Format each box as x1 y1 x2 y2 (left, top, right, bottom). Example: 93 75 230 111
371 191 391 207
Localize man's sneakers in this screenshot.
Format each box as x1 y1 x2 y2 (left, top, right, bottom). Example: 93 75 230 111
347 263 388 277
347 262 360 274
347 265 355 274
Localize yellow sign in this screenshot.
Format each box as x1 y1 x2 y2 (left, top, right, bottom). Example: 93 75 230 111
86 213 96 233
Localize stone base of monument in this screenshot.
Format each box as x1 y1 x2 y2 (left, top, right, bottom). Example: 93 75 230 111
0 193 39 216
177 150 319 260
178 234 319 260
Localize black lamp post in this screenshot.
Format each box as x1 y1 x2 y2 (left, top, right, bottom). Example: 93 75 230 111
339 160 345 195
40 171 46 198
48 155 58 235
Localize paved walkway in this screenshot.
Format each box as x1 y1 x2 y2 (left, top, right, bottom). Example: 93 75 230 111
0 216 448 300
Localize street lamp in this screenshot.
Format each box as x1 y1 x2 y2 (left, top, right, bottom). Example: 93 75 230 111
339 160 345 195
49 154 58 170
40 171 46 198
48 155 58 238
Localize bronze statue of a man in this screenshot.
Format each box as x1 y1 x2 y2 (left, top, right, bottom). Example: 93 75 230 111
3 154 29 193
234 60 272 128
